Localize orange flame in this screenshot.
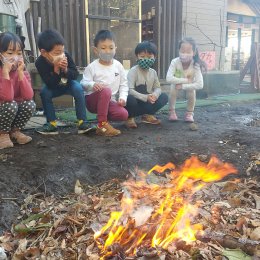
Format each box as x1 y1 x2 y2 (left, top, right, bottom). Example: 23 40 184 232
95 156 237 258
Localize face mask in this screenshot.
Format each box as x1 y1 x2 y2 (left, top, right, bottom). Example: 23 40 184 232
98 51 115 62
179 53 193 63
0 53 21 71
49 53 65 63
137 58 155 70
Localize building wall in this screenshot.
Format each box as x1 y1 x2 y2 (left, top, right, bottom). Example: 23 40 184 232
182 0 227 70
228 0 256 16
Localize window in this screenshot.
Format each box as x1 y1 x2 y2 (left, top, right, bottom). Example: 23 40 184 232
87 0 141 68
88 0 139 19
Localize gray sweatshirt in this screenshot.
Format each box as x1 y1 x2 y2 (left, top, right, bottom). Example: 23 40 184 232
127 65 162 102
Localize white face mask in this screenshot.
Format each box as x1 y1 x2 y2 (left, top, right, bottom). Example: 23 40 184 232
50 53 65 63
98 50 115 62
0 53 22 71
179 52 193 63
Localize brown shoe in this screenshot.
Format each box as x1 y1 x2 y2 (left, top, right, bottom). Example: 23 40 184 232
126 117 137 128
96 122 121 137
10 130 32 144
141 114 161 125
0 133 14 149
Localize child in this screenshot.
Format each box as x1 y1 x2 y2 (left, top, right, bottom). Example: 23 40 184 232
0 32 36 149
80 30 128 137
35 29 94 134
166 37 205 122
125 41 168 128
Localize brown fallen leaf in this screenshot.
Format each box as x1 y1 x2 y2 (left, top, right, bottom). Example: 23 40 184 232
236 217 248 232
250 227 260 240
221 181 238 193
228 196 242 207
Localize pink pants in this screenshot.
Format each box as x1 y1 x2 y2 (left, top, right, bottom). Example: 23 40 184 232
85 88 128 123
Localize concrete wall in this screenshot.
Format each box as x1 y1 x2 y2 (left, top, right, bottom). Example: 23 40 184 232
182 0 227 70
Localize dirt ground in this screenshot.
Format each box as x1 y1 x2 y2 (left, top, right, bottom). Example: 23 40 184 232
0 99 260 234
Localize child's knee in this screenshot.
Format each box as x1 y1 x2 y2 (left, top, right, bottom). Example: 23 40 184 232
20 100 36 113
40 86 52 99
159 93 168 105
121 108 128 121
2 101 18 114
126 95 137 107
100 87 112 98
71 80 84 92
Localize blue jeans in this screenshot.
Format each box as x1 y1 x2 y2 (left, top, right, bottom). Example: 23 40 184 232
40 80 87 122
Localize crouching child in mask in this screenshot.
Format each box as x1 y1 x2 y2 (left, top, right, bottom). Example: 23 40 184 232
81 30 129 137
0 32 36 149
35 29 95 135
125 41 168 128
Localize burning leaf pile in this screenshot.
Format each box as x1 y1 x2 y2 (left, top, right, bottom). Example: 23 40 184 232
1 156 260 259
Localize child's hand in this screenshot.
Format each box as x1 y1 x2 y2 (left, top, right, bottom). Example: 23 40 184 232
2 60 14 74
118 98 126 107
17 58 25 80
147 94 156 104
175 84 182 90
17 58 25 72
52 55 64 73
187 77 193 83
93 82 106 92
59 57 68 72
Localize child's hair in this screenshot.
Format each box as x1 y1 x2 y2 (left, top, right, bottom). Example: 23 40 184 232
0 32 23 66
37 29 65 51
94 30 115 47
0 32 23 53
179 37 207 72
135 41 157 56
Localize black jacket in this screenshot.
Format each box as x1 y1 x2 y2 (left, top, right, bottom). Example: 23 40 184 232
35 51 79 88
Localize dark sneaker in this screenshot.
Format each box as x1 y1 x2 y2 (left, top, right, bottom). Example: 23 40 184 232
78 122 97 134
36 123 59 135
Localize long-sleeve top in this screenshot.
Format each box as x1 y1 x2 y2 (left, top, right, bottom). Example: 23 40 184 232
166 57 203 90
0 67 34 103
80 59 128 102
127 65 161 102
35 51 78 89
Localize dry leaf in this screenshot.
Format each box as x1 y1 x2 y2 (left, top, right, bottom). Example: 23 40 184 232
250 219 260 227
252 194 260 210
221 181 238 192
228 197 242 207
250 227 260 240
236 217 248 232
74 180 83 195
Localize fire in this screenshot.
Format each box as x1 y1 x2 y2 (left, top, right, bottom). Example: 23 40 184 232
94 156 237 258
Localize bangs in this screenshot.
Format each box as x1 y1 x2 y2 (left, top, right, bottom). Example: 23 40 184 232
0 32 22 53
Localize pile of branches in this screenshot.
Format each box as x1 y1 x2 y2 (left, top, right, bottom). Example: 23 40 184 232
1 173 260 259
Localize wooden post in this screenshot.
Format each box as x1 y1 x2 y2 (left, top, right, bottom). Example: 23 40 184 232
250 29 255 75
236 28 241 70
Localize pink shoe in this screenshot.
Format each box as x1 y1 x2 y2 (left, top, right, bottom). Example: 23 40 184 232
0 133 14 149
10 130 32 144
169 111 178 121
185 112 194 122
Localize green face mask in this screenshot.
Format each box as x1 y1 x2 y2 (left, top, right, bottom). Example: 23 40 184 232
137 58 155 69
